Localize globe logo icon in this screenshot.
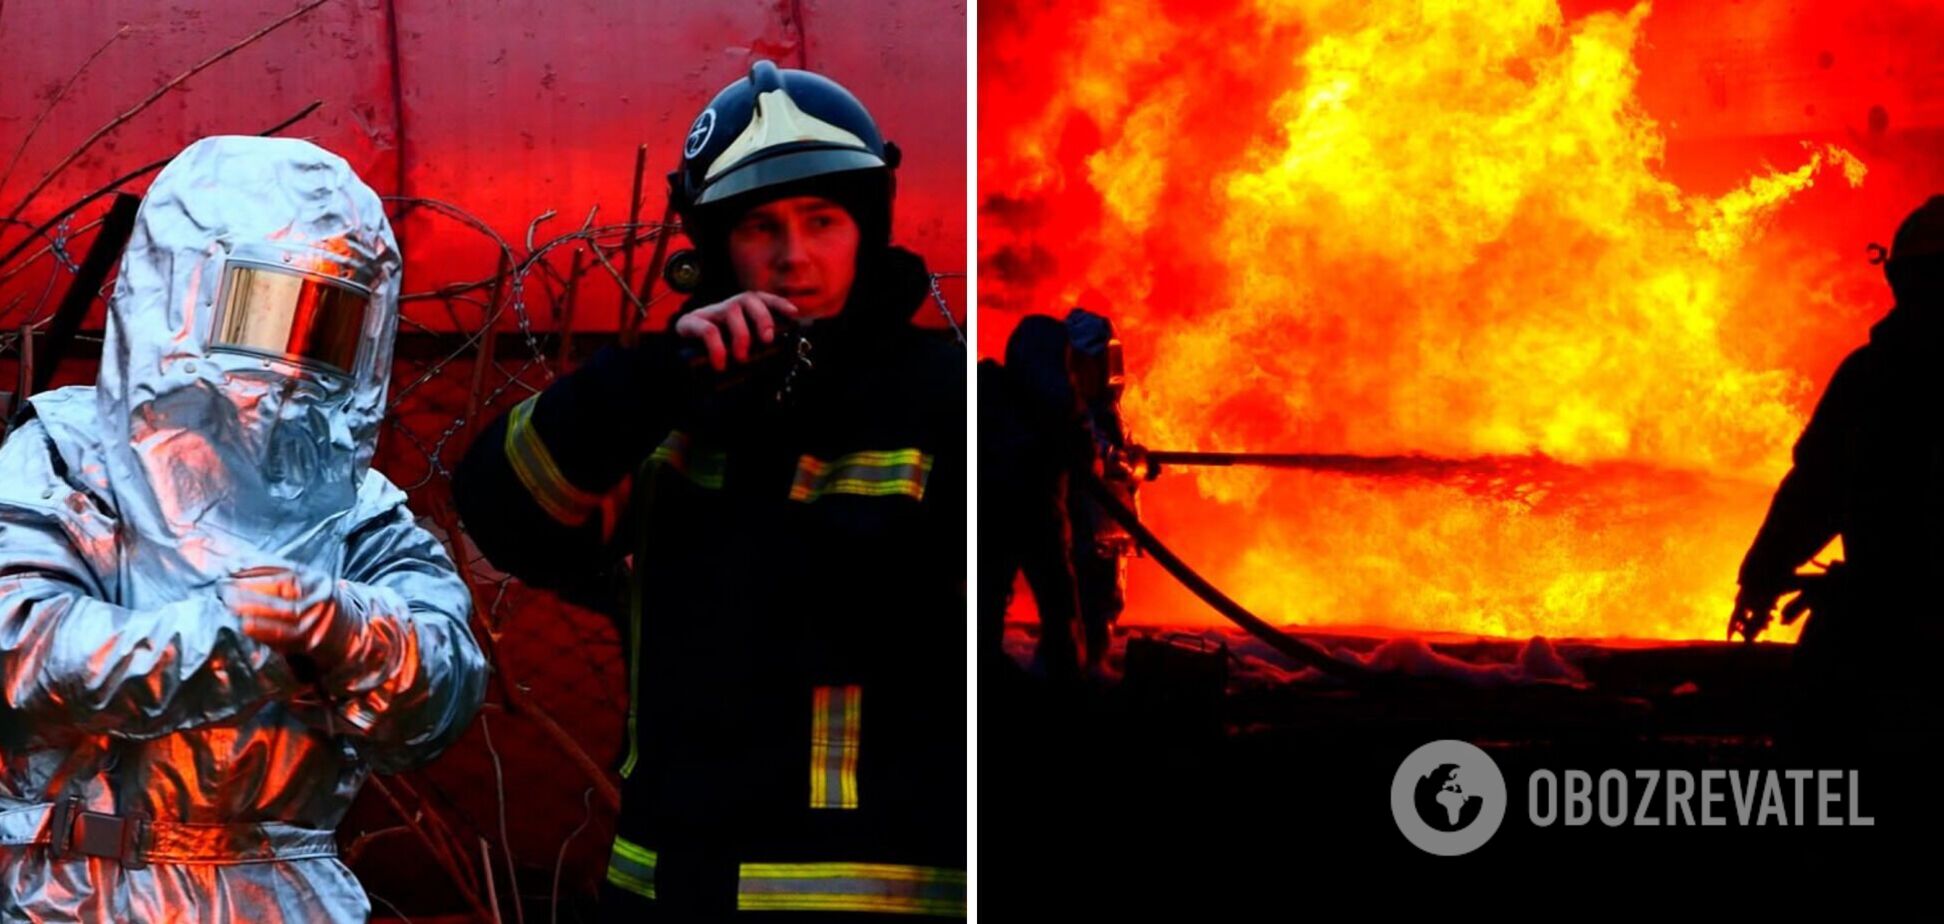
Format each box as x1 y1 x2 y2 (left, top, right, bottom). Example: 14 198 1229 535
1414 762 1486 832
1391 740 1507 855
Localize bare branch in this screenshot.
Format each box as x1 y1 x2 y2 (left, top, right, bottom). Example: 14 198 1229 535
4 0 331 226
0 25 130 198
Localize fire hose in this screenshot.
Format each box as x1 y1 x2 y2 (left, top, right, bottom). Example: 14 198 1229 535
1085 446 1598 685
1136 449 1581 482
1078 471 1371 683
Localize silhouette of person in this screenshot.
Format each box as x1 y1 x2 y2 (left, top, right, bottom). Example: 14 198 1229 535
979 315 1092 685
1064 307 1139 675
1732 196 1944 813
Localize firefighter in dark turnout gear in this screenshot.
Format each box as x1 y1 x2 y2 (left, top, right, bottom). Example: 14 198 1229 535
978 316 1091 685
1732 195 1944 814
1063 307 1140 674
454 61 965 919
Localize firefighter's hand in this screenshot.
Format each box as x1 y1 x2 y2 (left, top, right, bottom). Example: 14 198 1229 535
1100 447 1132 482
220 560 367 671
1728 584 1780 643
674 292 801 371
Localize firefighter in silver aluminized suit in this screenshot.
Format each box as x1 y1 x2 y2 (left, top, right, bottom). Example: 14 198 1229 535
0 136 487 921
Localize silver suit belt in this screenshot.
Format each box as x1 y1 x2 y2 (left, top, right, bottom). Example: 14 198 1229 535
0 798 339 869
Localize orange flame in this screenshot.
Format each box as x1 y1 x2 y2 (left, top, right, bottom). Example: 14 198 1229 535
981 0 1925 641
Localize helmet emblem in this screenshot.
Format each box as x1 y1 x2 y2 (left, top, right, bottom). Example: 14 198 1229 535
685 108 717 160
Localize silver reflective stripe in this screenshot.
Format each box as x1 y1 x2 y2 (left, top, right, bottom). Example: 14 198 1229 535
737 862 966 915
788 449 932 503
606 836 659 900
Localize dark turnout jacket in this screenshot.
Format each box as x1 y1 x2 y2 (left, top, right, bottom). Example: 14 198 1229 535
976 317 1095 679
1739 303 1944 619
453 251 966 919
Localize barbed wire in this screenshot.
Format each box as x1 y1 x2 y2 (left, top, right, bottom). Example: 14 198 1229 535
0 179 965 922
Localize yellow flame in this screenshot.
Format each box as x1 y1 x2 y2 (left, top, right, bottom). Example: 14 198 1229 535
1003 0 1870 640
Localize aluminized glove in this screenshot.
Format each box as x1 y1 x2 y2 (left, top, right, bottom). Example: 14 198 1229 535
220 561 369 673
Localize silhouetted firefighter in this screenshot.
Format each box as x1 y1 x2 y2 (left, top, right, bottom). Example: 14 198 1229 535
978 315 1092 684
1732 196 1944 813
1064 306 1145 676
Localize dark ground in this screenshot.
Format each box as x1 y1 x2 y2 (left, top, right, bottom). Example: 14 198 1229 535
982 629 1944 913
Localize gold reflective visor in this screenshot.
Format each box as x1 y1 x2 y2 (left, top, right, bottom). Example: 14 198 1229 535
212 263 370 375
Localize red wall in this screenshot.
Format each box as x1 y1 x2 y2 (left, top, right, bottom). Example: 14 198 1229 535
0 0 967 333
0 7 965 911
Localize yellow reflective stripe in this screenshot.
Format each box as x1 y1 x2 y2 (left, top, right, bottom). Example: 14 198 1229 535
738 895 964 915
737 862 966 916
810 685 861 810
842 688 860 809
607 866 657 900
789 449 933 503
612 837 659 868
505 395 602 525
606 837 659 900
648 430 726 489
810 688 828 807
